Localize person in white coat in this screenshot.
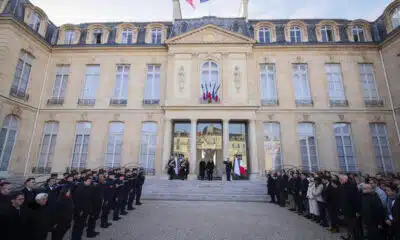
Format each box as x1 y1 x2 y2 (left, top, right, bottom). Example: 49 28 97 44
307 175 319 222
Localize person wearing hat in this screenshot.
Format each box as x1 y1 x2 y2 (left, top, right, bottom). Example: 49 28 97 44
134 168 145 205
52 187 74 240
100 172 115 228
71 176 93 240
127 169 138 210
112 173 124 221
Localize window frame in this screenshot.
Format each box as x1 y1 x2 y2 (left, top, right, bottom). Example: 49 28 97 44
51 65 70 100
370 123 394 174
29 12 41 32
81 65 100 100
359 63 380 101
70 122 91 170
143 64 161 102
121 28 133 44
63 30 75 44
325 63 346 101
0 115 19 172
259 27 271 43
200 61 220 103
292 64 312 102
139 122 157 175
289 26 302 43
263 122 283 171
105 122 124 168
36 122 59 170
113 64 130 100
391 6 400 29
151 28 162 44
321 25 334 42
298 123 319 172
352 25 365 42
11 51 33 96
260 63 278 104
92 29 103 44
333 123 357 172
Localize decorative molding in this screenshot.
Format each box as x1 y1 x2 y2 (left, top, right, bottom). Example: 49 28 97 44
48 113 55 121
80 112 88 121
338 114 345 121
295 56 304 63
267 114 274 121
120 58 125 64
91 56 96 63
11 106 22 117
113 113 120 121
233 66 241 93
178 66 185 92
328 54 335 62
303 114 310 121
147 112 154 120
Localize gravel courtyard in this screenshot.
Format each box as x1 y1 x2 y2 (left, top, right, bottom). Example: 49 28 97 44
87 200 339 240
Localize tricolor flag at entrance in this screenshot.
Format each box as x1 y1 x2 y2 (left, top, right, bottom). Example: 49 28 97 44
186 0 210 9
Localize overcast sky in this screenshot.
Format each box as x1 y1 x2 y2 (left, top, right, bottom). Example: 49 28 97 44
30 0 393 25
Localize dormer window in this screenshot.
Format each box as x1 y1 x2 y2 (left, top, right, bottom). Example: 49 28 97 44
29 12 41 32
151 28 162 44
392 6 400 29
321 26 334 42
259 27 271 43
352 26 365 42
64 30 75 44
121 28 133 44
92 29 103 44
290 26 302 42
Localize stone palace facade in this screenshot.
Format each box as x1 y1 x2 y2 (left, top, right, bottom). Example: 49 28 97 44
0 0 400 179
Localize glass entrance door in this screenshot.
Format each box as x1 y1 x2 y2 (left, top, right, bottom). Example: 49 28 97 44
196 122 223 179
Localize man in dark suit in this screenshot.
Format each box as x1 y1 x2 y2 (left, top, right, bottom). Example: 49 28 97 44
22 177 36 209
206 160 214 181
199 159 206 180
223 159 233 181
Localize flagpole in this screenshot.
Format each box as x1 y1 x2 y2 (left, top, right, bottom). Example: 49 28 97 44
208 0 211 16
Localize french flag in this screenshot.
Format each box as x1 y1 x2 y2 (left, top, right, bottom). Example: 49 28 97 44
186 0 209 9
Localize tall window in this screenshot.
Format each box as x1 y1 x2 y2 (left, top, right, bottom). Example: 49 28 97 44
263 123 282 170
139 122 157 175
51 65 69 100
359 64 380 102
121 28 133 44
260 64 277 105
370 123 394 173
352 26 365 42
113 65 129 100
143 65 160 104
81 65 100 101
325 64 346 103
37 122 58 171
290 26 302 42
71 122 91 170
333 123 357 172
0 115 19 172
105 122 124 168
298 123 319 172
28 12 41 32
392 7 400 29
92 29 103 44
200 61 220 103
259 27 271 43
292 64 312 104
151 28 162 44
321 26 334 42
11 51 33 98
64 30 75 44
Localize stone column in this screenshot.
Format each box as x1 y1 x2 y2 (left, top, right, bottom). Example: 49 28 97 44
161 118 172 176
190 118 197 179
223 119 230 161
249 119 259 180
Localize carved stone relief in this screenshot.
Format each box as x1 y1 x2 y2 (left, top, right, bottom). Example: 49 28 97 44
80 112 88 121
338 114 345 121
268 114 274 121
11 106 22 117
113 113 120 121
233 66 241 93
91 56 96 63
303 114 310 121
147 112 153 120
296 56 304 63
178 66 185 92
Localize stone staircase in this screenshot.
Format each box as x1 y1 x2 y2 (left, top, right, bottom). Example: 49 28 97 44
141 179 269 202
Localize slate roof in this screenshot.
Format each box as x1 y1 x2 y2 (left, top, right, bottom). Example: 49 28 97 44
1 0 399 47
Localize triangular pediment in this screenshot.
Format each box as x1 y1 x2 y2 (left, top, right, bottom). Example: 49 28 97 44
166 24 256 45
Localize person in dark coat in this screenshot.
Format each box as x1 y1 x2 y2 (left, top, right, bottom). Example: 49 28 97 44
206 160 214 181
51 187 74 240
361 184 386 240
267 173 276 203
135 169 145 205
223 159 233 181
119 171 130 215
0 181 12 214
2 191 31 240
86 173 104 237
32 193 53 240
112 174 124 221
339 175 361 240
299 173 309 214
167 157 176 180
43 178 58 207
101 172 115 228
326 179 340 233
199 159 206 180
71 177 93 240
127 169 137 211
383 185 399 240
22 177 37 209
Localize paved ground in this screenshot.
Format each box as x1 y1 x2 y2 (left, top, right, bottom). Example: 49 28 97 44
85 201 340 240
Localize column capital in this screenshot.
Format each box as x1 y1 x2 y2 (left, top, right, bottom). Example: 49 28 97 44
190 118 197 123
223 118 230 123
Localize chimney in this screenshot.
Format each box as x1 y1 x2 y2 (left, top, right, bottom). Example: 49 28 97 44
239 0 249 22
173 0 182 22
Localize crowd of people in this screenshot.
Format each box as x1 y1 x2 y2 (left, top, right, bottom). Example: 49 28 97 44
267 170 400 240
0 168 146 240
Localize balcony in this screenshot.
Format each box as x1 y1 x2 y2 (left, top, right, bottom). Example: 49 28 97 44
199 97 220 104
261 99 279 106
143 99 160 105
110 98 127 106
364 99 384 107
295 99 313 106
329 99 349 107
47 97 64 105
32 167 52 174
9 87 29 101
77 98 96 106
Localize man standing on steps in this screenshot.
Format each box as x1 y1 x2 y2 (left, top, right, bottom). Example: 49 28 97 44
223 158 233 181
199 159 206 180
206 160 214 181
